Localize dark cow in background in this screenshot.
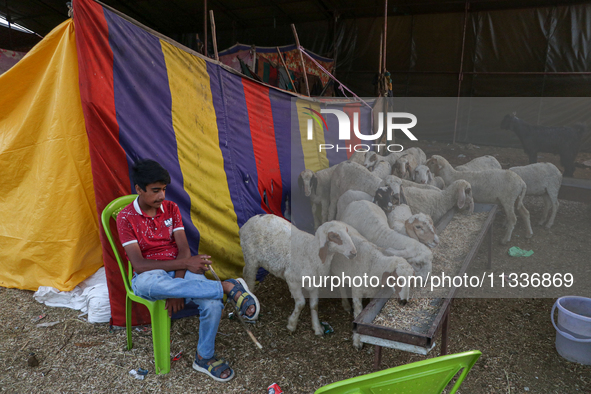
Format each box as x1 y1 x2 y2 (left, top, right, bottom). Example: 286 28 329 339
500 113 586 177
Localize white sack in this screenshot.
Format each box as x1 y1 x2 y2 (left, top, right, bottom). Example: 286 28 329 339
34 267 111 323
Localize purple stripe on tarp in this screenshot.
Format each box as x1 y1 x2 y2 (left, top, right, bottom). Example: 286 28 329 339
290 100 315 234
103 8 201 253
206 62 265 228
268 88 292 218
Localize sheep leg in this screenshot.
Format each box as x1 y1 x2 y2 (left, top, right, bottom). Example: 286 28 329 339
312 203 321 230
339 286 352 313
500 202 517 245
308 289 325 336
286 283 306 333
327 198 338 221
352 333 362 350
351 294 364 318
351 289 364 349
516 200 533 239
242 258 259 291
539 194 551 227
320 201 330 225
545 195 559 229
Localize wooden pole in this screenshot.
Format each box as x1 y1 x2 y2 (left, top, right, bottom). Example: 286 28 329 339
453 1 470 144
378 32 383 76
332 13 339 74
291 24 311 96
6 0 13 50
208 266 263 350
203 0 208 56
209 10 219 61
383 0 388 73
277 47 296 92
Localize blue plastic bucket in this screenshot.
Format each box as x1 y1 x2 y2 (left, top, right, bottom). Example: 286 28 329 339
551 296 591 365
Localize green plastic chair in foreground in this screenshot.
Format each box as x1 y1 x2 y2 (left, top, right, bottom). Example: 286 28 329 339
314 350 482 394
101 194 172 375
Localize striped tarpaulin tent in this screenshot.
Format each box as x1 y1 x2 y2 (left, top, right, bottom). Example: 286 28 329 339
72 0 373 325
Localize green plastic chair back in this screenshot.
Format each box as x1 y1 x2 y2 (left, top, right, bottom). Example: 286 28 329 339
101 195 172 375
314 350 482 394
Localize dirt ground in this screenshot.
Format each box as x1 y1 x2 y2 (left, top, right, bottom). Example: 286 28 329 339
1 142 591 393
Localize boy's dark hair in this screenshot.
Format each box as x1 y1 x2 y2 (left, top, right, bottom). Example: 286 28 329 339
132 159 171 191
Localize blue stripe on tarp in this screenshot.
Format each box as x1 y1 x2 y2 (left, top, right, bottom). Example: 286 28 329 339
103 8 201 253
207 62 266 228
268 88 292 218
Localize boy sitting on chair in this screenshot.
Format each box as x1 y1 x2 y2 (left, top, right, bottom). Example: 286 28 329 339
116 159 260 382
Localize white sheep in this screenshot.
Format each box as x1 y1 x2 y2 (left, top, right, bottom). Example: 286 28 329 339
340 200 433 280
400 179 475 224
369 160 392 180
509 162 562 229
413 164 445 189
240 215 357 336
386 204 440 248
335 187 395 221
392 147 427 180
327 162 401 221
455 155 502 171
363 150 403 168
427 155 532 244
330 227 414 349
298 166 337 229
348 151 367 165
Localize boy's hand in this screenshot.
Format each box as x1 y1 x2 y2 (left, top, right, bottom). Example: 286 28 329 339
165 298 185 317
185 254 212 274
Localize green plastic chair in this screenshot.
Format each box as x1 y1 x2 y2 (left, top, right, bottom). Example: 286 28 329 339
101 194 172 375
314 350 482 394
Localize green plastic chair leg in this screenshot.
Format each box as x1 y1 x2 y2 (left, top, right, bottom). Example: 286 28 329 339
125 296 133 350
150 300 171 375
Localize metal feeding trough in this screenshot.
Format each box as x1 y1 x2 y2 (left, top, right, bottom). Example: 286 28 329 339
353 203 497 370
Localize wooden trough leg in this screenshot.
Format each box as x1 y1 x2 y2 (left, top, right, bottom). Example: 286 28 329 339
441 305 451 355
373 345 382 371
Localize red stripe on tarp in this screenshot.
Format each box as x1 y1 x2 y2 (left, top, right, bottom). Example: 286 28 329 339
343 104 363 159
73 0 150 326
242 79 283 215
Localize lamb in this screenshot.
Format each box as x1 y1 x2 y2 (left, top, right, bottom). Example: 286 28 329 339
298 166 337 229
455 155 501 172
240 215 357 336
386 204 440 248
400 179 475 224
340 200 433 280
413 164 445 189
335 187 396 221
427 155 532 244
500 113 586 177
392 147 427 180
509 163 562 229
330 227 414 348
327 161 402 221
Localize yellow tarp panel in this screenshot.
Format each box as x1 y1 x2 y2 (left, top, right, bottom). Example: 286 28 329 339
0 20 102 291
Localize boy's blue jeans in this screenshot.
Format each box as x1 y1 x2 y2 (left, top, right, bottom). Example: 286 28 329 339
131 269 224 360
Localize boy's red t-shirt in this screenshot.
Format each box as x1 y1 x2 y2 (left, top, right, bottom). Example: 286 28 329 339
116 198 185 261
